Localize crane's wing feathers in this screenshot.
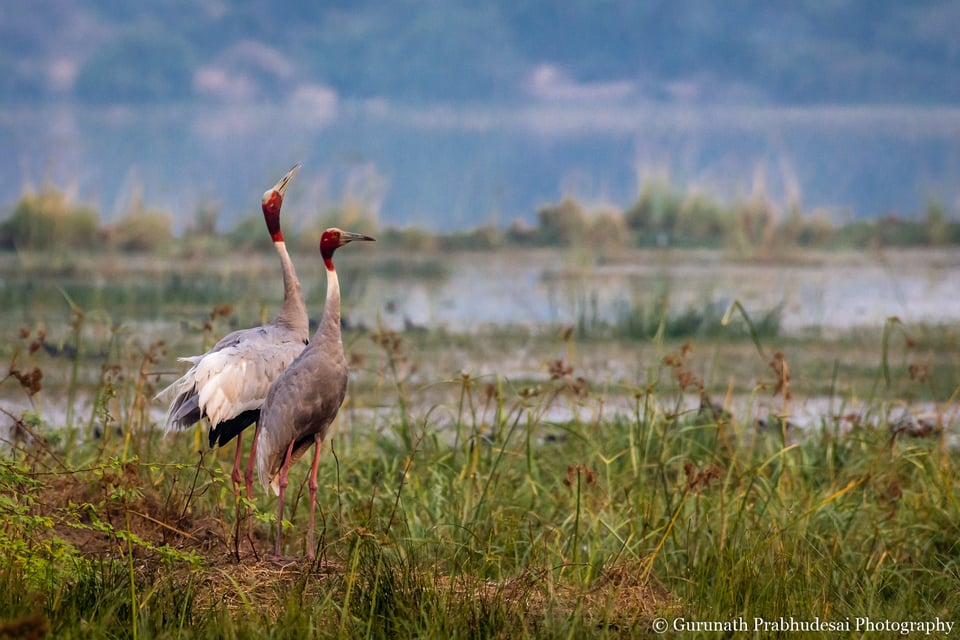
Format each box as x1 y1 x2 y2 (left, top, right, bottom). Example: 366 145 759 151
208 409 260 448
156 325 308 447
171 394 200 424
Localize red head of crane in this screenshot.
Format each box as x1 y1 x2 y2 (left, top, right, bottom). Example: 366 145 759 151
256 227 375 560
157 165 309 501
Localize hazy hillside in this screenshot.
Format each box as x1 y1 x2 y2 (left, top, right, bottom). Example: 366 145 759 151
2 0 958 230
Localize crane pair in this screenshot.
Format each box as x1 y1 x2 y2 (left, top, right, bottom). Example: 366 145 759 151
156 165 374 560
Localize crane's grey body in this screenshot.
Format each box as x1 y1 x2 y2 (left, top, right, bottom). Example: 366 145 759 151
256 319 346 493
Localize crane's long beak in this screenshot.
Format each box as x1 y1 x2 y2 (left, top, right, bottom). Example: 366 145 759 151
272 164 301 198
341 231 376 244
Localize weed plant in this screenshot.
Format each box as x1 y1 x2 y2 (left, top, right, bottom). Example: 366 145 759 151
0 298 958 639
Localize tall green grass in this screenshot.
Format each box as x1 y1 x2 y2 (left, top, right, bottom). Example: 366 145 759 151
0 300 958 638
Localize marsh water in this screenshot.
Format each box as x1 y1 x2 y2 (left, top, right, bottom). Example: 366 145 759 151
357 247 960 334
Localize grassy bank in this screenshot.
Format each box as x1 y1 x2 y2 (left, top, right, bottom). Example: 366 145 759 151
1 304 958 638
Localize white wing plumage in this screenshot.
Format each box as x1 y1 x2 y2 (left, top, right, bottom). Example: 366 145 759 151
157 326 307 438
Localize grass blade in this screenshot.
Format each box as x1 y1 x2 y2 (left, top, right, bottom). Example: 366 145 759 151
721 299 766 359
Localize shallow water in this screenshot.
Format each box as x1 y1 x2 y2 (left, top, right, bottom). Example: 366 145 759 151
7 389 955 455
356 248 960 335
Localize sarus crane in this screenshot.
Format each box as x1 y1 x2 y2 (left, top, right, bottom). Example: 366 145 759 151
157 165 309 501
256 227 374 560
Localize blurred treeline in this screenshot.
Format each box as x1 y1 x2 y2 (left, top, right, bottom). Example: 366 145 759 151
2 177 957 256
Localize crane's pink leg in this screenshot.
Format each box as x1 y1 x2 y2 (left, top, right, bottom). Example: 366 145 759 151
237 424 261 544
306 438 323 561
243 424 259 502
274 438 296 557
229 433 245 561
230 432 244 496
